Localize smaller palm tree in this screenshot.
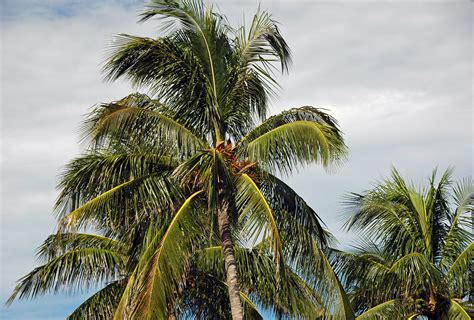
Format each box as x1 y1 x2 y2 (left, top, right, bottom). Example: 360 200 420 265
333 168 473 319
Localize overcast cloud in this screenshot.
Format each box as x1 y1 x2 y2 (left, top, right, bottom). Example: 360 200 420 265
1 0 472 318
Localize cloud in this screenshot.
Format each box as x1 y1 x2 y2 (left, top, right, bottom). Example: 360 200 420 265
1 0 472 318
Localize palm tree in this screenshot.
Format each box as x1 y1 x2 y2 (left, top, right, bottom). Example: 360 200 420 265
91 0 346 317
8 0 348 317
333 168 473 319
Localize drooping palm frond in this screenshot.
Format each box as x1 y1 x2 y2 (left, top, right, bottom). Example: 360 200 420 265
448 299 471 320
235 173 284 274
66 280 126 320
258 172 330 256
114 190 205 319
7 246 126 305
36 233 127 262
441 177 474 270
355 299 404 320
83 93 208 154
388 252 442 295
57 173 174 232
194 245 324 319
310 240 356 320
445 242 474 296
237 107 346 175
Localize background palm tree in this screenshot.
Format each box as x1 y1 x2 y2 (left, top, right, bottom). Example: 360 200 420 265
333 168 473 319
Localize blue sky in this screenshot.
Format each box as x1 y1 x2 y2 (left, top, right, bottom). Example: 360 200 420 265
1 0 472 318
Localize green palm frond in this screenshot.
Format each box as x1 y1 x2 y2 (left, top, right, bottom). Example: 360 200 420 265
388 252 441 294
314 241 355 319
235 8 291 74
237 107 346 175
441 177 474 269
340 168 473 317
66 280 125 320
195 246 324 318
445 242 474 295
36 233 127 263
355 299 404 319
57 174 172 231
84 93 207 153
7 247 126 305
114 190 205 319
235 173 284 274
258 171 330 249
448 299 471 320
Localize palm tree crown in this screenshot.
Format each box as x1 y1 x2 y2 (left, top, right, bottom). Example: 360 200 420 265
334 168 473 319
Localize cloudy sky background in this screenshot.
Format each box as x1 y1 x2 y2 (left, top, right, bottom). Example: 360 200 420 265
1 0 472 318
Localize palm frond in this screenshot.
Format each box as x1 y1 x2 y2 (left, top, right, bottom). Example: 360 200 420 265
258 171 330 247
355 299 404 319
84 93 207 153
445 242 474 296
36 233 127 263
388 252 442 294
114 190 205 319
235 173 284 274
7 247 126 305
237 107 346 175
448 299 471 320
66 280 125 320
441 177 474 269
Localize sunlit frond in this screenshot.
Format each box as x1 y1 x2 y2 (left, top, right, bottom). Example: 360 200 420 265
355 300 403 319
237 107 346 175
84 93 207 154
235 173 284 274
448 299 471 320
114 190 205 319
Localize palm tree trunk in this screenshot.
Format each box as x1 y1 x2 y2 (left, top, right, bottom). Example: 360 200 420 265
217 200 244 320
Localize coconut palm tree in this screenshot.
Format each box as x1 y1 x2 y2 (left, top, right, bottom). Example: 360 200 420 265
333 168 473 319
87 0 346 317
8 0 348 317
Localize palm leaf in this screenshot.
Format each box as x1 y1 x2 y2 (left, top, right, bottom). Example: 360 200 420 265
448 299 471 320
84 93 207 154
114 190 205 319
7 247 126 305
66 280 125 320
235 173 284 274
237 107 346 175
355 299 403 319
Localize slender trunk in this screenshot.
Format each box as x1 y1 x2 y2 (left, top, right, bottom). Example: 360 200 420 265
217 200 244 320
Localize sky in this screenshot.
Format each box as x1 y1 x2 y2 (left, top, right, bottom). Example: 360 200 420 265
0 0 472 318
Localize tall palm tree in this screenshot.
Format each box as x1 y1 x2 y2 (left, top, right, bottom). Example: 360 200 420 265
91 0 346 317
8 0 348 318
333 168 473 319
